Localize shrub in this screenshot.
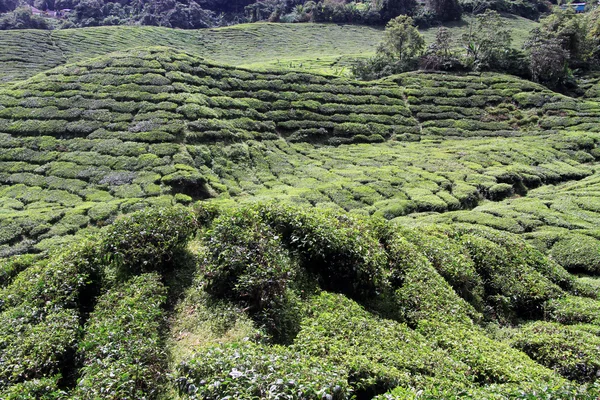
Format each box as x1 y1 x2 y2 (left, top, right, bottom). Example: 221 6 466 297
292 292 471 397
0 253 37 287
506 321 600 382
418 321 560 385
101 205 197 279
550 234 600 274
387 234 479 325
545 295 600 326
203 207 301 342
488 183 514 201
457 229 563 320
255 203 388 301
0 240 100 388
0 376 66 400
176 341 350 400
399 226 485 310
74 273 167 399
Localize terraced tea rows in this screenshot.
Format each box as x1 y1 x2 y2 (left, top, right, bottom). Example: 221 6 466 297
0 24 383 82
1 47 599 256
0 16 539 83
397 169 600 275
395 72 600 136
200 136 594 214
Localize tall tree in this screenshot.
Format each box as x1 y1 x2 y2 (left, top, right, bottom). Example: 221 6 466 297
353 15 424 79
525 30 570 87
426 0 461 22
461 10 512 70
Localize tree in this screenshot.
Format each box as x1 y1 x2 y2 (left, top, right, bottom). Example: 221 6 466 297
0 7 50 29
353 15 424 79
421 27 462 71
373 0 417 22
525 29 570 88
426 0 461 22
461 10 512 71
378 15 425 62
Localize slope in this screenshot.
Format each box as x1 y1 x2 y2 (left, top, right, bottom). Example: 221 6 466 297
0 46 599 256
0 15 538 83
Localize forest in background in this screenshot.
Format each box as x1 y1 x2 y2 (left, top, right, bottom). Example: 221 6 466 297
0 0 550 30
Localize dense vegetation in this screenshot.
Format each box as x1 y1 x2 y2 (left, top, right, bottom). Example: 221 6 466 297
1 14 600 399
2 202 600 398
355 9 600 90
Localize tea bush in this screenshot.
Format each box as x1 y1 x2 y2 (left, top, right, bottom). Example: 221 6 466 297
545 295 600 326
550 234 600 274
176 341 351 400
506 321 600 382
102 205 197 278
74 273 167 399
0 239 100 389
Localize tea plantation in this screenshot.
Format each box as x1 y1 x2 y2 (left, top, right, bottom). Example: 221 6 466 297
1 43 600 398
0 15 538 83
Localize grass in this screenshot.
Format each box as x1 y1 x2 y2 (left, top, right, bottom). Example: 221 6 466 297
0 15 538 83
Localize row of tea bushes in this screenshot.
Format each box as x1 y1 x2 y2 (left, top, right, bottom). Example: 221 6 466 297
174 203 600 398
2 203 599 397
0 48 418 146
0 206 196 398
398 170 600 275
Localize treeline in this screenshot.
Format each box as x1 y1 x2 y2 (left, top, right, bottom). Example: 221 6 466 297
0 0 253 29
354 9 600 89
0 0 548 30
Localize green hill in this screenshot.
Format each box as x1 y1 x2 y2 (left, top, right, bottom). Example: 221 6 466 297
0 16 539 83
1 46 598 255
1 40 600 399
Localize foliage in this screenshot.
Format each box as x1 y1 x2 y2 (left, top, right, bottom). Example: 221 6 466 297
353 16 424 79
505 321 600 382
202 207 301 341
0 7 49 30
461 10 513 71
525 31 570 88
0 239 100 390
420 27 462 71
550 234 600 274
425 0 461 22
74 273 167 399
176 341 351 399
102 205 197 278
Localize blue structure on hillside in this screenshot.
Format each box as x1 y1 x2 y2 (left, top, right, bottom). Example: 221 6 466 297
560 2 587 12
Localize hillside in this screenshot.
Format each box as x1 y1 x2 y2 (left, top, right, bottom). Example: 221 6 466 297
1 46 598 254
1 43 600 398
0 16 539 82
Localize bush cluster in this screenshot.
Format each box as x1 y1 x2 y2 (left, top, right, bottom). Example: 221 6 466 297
73 273 167 399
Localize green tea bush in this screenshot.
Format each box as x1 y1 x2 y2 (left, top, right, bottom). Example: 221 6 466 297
550 234 600 274
176 341 350 400
506 321 600 382
74 273 167 399
0 253 38 287
418 321 559 386
545 295 600 326
293 292 471 397
255 203 387 301
455 226 563 320
378 379 598 399
387 234 479 325
0 376 66 400
202 207 301 341
488 183 514 201
102 205 197 278
399 226 485 310
0 240 100 388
